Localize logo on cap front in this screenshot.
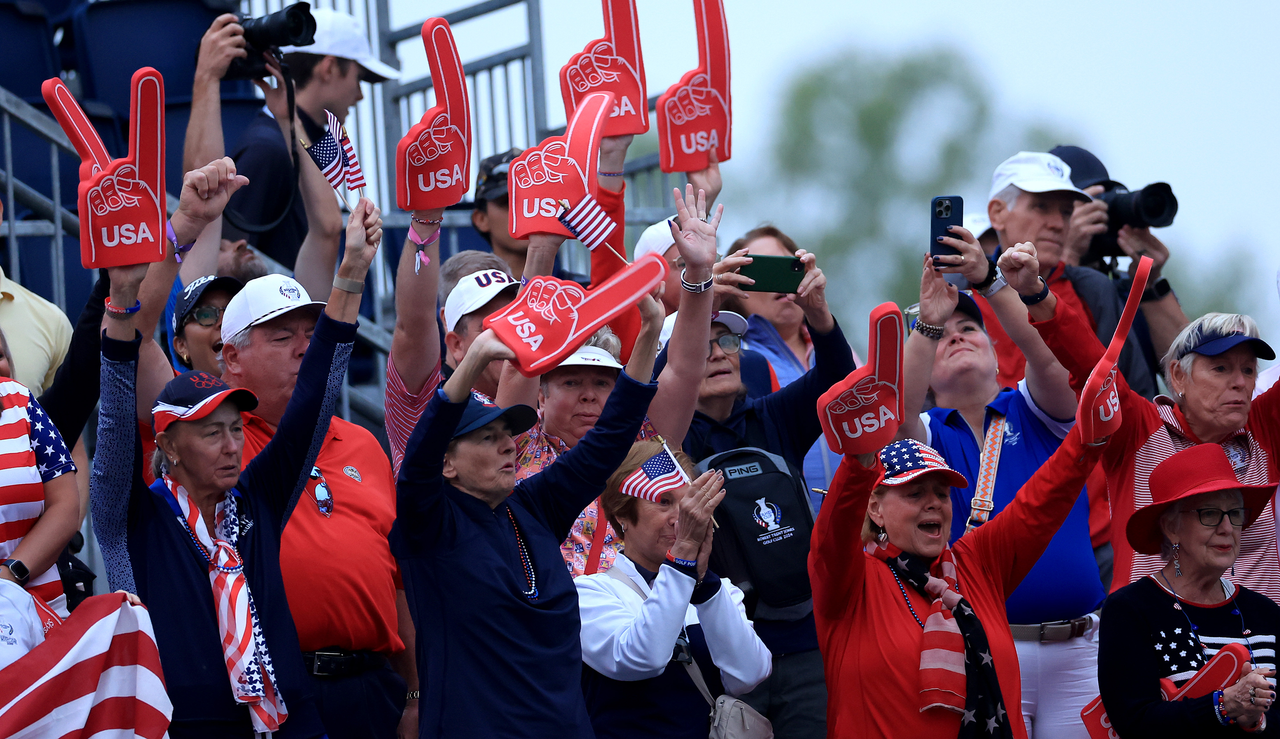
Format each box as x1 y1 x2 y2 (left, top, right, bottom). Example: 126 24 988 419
183 275 214 299
189 372 221 389
280 284 301 301
1047 160 1065 178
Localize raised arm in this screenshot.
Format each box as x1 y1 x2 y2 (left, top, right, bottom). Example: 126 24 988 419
389 209 444 395
899 254 956 442
37 270 108 446
494 233 568 409
91 263 154 594
238 199 381 525
809 454 878 621
650 185 721 440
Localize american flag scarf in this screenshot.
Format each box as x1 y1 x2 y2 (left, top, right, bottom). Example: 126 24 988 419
306 110 367 192
869 540 1012 739
162 475 287 733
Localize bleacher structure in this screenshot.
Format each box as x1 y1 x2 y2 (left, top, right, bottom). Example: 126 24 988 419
0 0 686 428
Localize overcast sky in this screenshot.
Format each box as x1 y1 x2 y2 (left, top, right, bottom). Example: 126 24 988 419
396 0 1280 339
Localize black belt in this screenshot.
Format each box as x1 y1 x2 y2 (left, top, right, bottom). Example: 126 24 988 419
302 648 387 678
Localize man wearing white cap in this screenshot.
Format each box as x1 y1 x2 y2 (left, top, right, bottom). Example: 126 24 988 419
980 151 1156 398
227 7 399 268
219 201 421 739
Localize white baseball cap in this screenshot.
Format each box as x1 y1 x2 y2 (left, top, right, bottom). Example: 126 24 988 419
555 345 624 371
443 269 520 332
280 8 400 82
988 152 1092 204
659 310 750 351
221 274 325 342
634 218 677 263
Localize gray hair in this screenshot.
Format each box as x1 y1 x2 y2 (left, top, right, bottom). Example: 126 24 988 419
1160 312 1261 386
440 251 512 304
151 447 170 481
1157 490 1246 560
217 327 255 375
992 184 1022 210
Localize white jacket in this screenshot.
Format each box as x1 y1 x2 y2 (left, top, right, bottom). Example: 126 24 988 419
575 554 772 695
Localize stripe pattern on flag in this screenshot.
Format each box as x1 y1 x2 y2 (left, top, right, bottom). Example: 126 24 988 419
558 194 617 252
0 592 172 739
0 380 62 606
620 444 690 502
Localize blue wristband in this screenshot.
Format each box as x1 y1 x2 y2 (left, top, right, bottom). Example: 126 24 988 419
666 551 698 568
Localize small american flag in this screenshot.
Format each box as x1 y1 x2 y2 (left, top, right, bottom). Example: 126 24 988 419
557 194 616 252
0 593 172 738
306 110 366 192
620 445 690 502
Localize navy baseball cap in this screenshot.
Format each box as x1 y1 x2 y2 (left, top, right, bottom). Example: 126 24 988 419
1049 145 1121 191
908 292 984 332
452 397 538 439
1184 330 1275 361
474 148 523 204
173 275 243 336
152 371 258 434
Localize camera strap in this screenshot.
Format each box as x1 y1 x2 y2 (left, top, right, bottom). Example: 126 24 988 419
221 61 301 235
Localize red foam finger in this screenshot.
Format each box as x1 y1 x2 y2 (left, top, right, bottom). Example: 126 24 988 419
508 92 613 239
40 78 110 175
654 0 731 173
1076 256 1151 442
484 254 668 376
557 0 647 136
817 302 903 456
395 18 471 210
128 68 166 207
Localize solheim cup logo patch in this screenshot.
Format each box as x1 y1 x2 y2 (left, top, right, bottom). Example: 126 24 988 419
279 284 301 301
753 497 781 531
1047 160 1065 178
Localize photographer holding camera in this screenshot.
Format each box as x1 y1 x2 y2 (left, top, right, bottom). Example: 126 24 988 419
222 6 398 269
1052 145 1190 381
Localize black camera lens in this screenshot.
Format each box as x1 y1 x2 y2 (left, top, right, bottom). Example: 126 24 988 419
1098 182 1177 230
791 259 803 272
219 3 316 80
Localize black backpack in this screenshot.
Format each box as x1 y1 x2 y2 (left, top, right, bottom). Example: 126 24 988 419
696 447 815 619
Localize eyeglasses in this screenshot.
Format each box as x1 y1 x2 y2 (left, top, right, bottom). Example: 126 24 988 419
1182 508 1249 527
708 334 742 357
185 305 225 328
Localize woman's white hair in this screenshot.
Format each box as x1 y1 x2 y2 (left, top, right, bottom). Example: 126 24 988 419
584 325 622 362
1160 313 1261 385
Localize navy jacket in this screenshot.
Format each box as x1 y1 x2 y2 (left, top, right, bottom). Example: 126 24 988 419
391 372 657 738
91 313 355 739
682 319 853 472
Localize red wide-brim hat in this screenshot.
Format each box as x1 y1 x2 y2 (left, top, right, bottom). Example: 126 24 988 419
1126 444 1276 556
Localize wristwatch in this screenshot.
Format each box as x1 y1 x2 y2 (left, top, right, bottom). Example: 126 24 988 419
1142 276 1173 303
979 268 1008 298
971 255 999 292
2 558 30 587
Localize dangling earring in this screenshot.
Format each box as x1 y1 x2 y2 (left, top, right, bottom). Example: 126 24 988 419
1173 543 1182 577
876 527 888 543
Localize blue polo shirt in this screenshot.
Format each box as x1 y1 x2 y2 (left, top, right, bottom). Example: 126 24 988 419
924 381 1105 625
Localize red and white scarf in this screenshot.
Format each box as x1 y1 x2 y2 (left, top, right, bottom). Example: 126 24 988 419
868 539 1012 739
163 475 287 733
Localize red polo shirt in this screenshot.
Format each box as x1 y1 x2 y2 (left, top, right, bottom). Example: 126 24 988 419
242 412 404 655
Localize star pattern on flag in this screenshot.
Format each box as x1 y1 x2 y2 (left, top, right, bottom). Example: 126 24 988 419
879 439 953 482
28 394 74 482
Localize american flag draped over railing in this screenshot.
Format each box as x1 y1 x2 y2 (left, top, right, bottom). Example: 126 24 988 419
307 110 367 193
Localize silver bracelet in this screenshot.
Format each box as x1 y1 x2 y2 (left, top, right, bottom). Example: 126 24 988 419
681 268 714 294
333 275 365 294
913 320 944 340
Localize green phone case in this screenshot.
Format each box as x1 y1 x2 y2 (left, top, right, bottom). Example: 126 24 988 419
738 255 805 293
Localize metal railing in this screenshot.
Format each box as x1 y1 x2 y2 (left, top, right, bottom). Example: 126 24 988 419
1 0 681 428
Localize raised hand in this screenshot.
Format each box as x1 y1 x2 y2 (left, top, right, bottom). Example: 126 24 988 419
1076 256 1150 444
339 198 384 282
508 91 614 240
44 68 166 268
559 0 647 136
396 19 471 210
997 242 1042 296
818 303 904 456
671 470 725 581
170 157 250 243
933 225 990 285
918 253 959 328
484 253 666 376
668 183 722 273
656 0 731 173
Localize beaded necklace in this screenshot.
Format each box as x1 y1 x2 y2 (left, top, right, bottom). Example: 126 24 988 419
178 503 243 574
508 507 539 600
1158 571 1254 659
888 563 925 629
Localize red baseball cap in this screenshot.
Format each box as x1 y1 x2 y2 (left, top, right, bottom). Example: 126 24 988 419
1126 444 1275 555
152 371 258 434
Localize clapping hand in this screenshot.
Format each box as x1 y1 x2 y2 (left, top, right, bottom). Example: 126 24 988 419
671 470 726 582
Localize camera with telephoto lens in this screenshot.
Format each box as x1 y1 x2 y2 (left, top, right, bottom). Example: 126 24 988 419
1083 182 1178 263
220 2 317 81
